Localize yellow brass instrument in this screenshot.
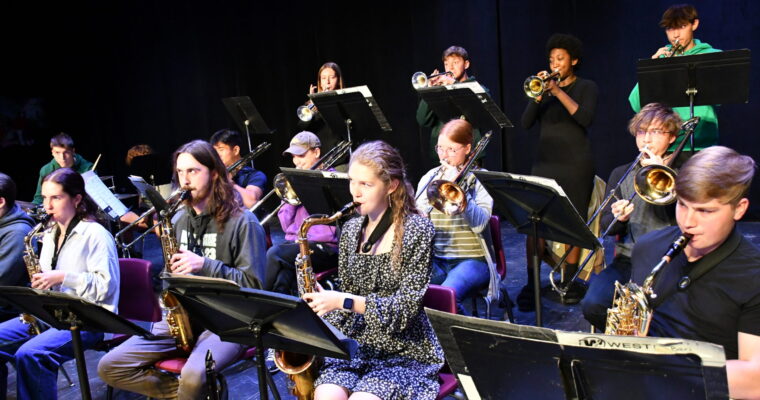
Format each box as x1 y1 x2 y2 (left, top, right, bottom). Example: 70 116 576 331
297 102 317 122
660 39 685 58
605 234 691 336
158 187 195 352
411 70 453 89
252 140 352 225
523 69 560 99
20 214 52 334
426 131 492 216
274 201 359 400
227 141 272 177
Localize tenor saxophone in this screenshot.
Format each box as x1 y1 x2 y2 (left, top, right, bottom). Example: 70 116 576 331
159 188 195 352
605 233 691 336
20 214 52 335
274 201 358 400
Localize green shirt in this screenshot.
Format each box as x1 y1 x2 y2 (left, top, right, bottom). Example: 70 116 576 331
628 39 721 151
415 76 488 159
33 154 94 204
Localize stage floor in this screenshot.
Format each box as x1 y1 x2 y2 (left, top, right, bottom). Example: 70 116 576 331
6 220 760 399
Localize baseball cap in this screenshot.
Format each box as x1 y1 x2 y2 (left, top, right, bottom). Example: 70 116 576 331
283 131 321 156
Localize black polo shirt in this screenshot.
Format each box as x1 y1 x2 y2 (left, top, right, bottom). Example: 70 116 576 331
631 225 760 359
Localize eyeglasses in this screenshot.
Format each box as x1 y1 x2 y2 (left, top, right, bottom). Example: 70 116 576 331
635 129 670 137
434 145 464 155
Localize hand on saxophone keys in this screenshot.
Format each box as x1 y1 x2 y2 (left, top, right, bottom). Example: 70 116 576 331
168 249 205 274
303 288 349 318
31 271 65 290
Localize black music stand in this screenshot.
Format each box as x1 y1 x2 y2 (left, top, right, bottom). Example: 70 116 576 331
310 85 392 146
427 309 729 400
637 49 751 151
473 171 599 327
280 167 352 216
164 277 357 400
0 287 154 400
222 96 275 167
415 81 513 131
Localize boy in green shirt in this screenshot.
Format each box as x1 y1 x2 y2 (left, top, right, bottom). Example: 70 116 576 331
32 133 93 204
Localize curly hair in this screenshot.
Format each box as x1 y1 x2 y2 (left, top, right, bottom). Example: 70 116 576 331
546 33 583 68
349 140 418 270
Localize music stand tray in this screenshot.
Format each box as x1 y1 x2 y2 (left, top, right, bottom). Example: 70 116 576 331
416 81 513 131
0 286 153 400
222 96 274 136
164 277 356 400
279 167 352 216
427 309 728 400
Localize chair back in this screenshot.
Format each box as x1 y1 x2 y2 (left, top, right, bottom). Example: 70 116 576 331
489 215 507 279
118 258 162 322
423 284 457 314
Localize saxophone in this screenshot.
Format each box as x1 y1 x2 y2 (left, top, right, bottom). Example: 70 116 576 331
274 201 358 400
20 214 52 335
605 233 691 336
159 188 195 352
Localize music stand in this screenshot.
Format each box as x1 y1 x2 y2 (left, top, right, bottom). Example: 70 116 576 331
416 81 513 131
637 49 751 151
0 287 154 400
279 168 352 216
427 309 728 400
310 85 392 147
473 171 600 327
164 277 357 400
222 96 275 167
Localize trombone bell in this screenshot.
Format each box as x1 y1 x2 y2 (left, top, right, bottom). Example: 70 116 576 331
633 165 677 205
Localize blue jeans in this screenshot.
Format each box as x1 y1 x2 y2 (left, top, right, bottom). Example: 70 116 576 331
581 254 632 331
0 317 103 400
431 257 489 315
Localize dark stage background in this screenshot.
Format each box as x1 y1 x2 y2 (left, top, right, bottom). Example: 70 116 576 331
1 0 758 215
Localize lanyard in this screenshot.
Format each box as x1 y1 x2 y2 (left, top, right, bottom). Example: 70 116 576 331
51 216 81 269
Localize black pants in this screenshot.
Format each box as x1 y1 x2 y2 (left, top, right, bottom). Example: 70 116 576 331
264 241 338 294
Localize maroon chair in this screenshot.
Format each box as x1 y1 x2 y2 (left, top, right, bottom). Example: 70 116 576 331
471 215 511 321
423 284 460 400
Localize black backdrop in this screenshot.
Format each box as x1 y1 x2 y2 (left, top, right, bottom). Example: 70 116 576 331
2 0 758 215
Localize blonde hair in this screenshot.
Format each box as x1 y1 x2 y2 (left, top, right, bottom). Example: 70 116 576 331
676 146 755 206
349 140 417 269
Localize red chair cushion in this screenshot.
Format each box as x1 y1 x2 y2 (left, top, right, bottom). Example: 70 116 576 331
154 357 188 374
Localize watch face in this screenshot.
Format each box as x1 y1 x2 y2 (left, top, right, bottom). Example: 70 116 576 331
343 297 354 310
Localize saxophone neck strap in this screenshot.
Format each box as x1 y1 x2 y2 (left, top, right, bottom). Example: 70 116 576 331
360 207 393 253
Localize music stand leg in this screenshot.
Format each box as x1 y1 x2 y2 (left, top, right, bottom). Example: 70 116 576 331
250 323 282 400
244 123 255 169
531 216 543 327
344 119 353 156
69 326 92 400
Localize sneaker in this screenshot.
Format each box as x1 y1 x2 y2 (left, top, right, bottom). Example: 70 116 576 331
265 349 279 374
561 281 588 305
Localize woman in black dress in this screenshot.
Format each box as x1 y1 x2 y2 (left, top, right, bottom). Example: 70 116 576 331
519 33 598 308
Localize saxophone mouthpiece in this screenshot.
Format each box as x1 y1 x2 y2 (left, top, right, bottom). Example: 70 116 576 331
339 201 360 216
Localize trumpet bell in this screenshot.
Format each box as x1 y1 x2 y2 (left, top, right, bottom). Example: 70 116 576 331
634 165 677 205
523 76 546 98
412 71 428 89
297 105 314 122
426 179 467 216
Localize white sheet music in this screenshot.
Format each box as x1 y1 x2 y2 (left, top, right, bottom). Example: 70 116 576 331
506 173 568 198
81 171 128 219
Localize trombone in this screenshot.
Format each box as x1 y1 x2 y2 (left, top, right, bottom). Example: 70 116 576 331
523 70 560 99
411 71 453 89
425 131 492 216
251 140 352 225
548 117 700 297
227 141 271 176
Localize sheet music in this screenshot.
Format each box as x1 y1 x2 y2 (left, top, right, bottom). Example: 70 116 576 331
506 173 568 198
81 171 128 219
320 171 349 179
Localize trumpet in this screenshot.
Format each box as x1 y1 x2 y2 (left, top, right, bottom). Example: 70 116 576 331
251 140 352 225
411 71 453 89
661 39 685 58
523 70 560 99
426 131 492 216
296 102 317 122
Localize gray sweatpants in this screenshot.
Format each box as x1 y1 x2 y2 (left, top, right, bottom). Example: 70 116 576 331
98 319 245 399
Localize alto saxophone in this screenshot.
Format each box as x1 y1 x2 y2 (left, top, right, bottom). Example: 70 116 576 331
605 233 691 336
274 201 358 400
20 214 52 335
159 188 195 352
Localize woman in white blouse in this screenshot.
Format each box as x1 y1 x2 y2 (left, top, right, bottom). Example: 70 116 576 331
0 167 119 400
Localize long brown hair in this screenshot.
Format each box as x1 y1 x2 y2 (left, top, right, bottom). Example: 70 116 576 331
172 140 240 231
349 140 417 269
42 168 100 222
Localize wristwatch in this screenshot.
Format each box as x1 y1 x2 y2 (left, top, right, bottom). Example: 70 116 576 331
342 296 354 311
